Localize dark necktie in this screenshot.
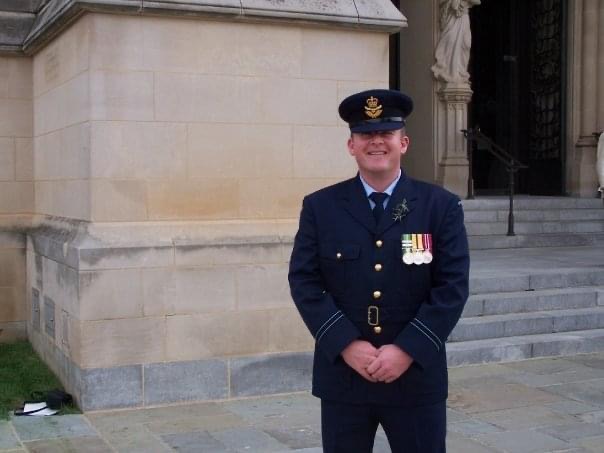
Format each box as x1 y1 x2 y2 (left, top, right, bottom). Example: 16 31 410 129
369 192 388 223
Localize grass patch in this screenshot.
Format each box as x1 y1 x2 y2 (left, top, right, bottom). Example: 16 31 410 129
0 340 79 419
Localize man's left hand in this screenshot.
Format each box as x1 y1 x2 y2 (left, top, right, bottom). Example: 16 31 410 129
366 345 414 383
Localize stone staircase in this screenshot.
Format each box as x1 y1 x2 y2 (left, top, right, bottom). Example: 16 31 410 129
447 197 604 366
463 197 604 249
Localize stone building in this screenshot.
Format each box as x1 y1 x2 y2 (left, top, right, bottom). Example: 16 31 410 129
0 0 602 410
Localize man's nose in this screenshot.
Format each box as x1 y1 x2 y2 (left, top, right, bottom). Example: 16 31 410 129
370 133 384 143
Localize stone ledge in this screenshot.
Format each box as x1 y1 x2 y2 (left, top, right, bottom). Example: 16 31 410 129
19 0 405 54
21 216 297 269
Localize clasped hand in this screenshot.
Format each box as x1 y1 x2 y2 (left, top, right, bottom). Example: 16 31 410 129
341 340 413 384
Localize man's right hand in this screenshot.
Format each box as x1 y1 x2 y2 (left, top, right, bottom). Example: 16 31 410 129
341 340 379 383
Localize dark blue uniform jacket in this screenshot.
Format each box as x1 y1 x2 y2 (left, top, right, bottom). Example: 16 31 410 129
288 171 470 407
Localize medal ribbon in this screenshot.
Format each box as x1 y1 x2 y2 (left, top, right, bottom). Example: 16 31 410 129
423 234 432 253
401 234 413 261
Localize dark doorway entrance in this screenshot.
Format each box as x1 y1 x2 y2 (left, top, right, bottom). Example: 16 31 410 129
469 0 566 195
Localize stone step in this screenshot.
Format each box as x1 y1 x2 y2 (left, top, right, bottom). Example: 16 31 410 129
460 197 604 249
465 220 604 236
470 269 604 295
462 287 602 318
447 328 604 366
468 232 604 250
450 307 604 342
464 208 604 223
462 198 604 211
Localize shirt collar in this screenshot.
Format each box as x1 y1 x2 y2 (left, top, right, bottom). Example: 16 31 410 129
359 169 402 199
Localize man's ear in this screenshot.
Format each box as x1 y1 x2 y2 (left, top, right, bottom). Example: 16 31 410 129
347 135 356 156
400 135 410 156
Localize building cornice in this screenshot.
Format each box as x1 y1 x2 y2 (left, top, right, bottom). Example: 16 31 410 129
0 0 407 56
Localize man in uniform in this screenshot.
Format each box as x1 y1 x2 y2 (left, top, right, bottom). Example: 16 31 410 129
288 89 470 453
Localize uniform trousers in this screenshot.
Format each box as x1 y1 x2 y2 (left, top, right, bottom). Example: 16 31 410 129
320 399 446 453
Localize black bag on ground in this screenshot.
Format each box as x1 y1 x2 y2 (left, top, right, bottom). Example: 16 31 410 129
14 389 73 415
43 389 72 409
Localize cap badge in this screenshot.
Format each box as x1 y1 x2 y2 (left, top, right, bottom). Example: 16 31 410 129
364 96 383 119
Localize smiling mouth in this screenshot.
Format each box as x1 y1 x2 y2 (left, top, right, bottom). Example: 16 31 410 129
368 151 386 155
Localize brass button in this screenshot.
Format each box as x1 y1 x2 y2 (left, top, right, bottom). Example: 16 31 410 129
373 290 382 299
375 240 383 248
374 326 382 334
336 252 342 260
374 263 383 272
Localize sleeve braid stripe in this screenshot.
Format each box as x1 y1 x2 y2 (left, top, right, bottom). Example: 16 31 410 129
413 318 442 347
410 320 441 352
315 310 342 340
316 313 345 344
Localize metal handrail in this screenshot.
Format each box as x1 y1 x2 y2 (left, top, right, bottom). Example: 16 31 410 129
461 127 529 236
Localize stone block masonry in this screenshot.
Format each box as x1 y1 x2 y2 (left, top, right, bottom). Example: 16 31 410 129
25 218 317 410
1 0 405 409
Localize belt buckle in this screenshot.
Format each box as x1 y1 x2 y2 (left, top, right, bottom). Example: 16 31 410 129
367 306 379 326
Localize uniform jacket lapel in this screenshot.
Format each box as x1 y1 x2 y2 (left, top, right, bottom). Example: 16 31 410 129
340 175 376 234
377 171 418 235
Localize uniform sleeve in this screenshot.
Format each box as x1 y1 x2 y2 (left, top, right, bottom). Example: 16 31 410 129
394 196 470 369
288 197 361 363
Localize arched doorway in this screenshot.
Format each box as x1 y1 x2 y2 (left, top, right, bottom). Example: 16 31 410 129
469 0 567 195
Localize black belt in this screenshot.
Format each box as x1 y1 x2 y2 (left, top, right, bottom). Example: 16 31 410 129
339 305 416 324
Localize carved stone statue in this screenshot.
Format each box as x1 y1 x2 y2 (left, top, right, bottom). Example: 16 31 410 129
432 0 481 84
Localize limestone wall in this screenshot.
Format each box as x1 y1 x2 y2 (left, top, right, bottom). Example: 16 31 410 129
23 11 395 409
33 16 90 218
32 13 387 222
0 55 33 341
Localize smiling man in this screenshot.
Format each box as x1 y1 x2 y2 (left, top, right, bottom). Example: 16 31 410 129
288 89 470 453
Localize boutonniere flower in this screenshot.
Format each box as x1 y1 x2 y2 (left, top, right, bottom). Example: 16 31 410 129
392 199 409 222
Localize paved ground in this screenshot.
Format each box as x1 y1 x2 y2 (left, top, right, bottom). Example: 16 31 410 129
2 245 604 452
1 352 603 452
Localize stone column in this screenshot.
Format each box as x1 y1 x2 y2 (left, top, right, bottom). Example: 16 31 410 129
578 0 599 144
432 0 480 196
572 0 602 195
436 83 473 195
598 0 604 129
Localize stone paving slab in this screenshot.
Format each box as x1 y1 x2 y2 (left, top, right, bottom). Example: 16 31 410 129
544 379 604 408
91 423 171 453
571 434 604 452
23 436 113 453
475 405 578 430
0 422 19 450
212 427 290 452
448 377 563 414
446 432 500 452
545 400 602 416
2 353 604 452
10 415 96 442
475 429 571 453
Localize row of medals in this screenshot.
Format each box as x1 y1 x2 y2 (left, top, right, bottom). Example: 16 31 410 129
401 233 433 265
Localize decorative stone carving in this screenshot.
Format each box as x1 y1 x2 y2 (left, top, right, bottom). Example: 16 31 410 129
432 0 480 196
436 84 473 195
431 0 481 84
